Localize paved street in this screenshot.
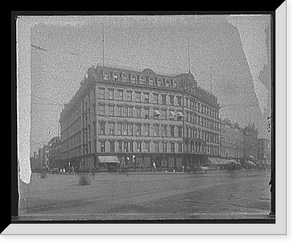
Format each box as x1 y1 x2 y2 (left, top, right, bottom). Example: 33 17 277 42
19 170 273 220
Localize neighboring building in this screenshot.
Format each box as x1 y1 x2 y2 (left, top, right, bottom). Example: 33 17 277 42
258 138 271 166
48 136 61 169
30 151 40 172
243 123 259 161
220 119 244 160
59 65 221 172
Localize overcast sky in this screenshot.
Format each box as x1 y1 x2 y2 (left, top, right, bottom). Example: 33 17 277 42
28 15 271 155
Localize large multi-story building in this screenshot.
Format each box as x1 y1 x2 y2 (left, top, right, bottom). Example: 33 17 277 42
59 65 221 172
220 119 244 160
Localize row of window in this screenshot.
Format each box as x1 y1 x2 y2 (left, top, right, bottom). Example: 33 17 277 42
97 87 183 106
185 97 219 119
100 70 179 89
184 140 219 156
61 117 82 141
185 126 220 144
97 121 183 138
63 141 220 157
97 140 183 154
185 111 220 130
96 103 183 120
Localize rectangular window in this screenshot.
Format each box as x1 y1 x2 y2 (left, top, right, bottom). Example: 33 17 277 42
144 124 150 136
123 123 128 136
106 105 114 116
123 106 128 117
128 123 133 136
99 140 105 152
109 140 115 152
108 122 115 135
135 107 142 118
129 141 134 152
107 89 114 100
125 91 132 101
153 93 159 104
117 90 123 101
170 125 175 137
161 109 167 120
128 106 134 117
161 94 167 105
176 96 182 106
124 141 129 152
177 143 182 153
98 87 105 99
144 108 150 119
144 142 150 153
99 121 105 135
136 142 142 152
163 142 167 153
143 92 150 103
116 105 122 117
135 92 141 102
153 124 159 137
117 123 122 135
169 95 174 105
135 123 142 136
154 142 159 153
178 126 182 137
98 104 105 116
119 141 123 152
171 143 175 153
161 125 167 137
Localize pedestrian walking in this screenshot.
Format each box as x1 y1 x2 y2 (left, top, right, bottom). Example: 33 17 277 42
153 162 156 172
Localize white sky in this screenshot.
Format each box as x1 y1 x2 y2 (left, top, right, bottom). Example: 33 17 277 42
28 15 271 155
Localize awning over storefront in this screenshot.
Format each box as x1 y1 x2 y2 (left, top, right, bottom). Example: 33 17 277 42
208 157 220 165
98 156 120 164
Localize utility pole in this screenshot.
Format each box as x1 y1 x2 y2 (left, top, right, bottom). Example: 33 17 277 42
187 37 191 73
210 65 213 99
102 24 105 67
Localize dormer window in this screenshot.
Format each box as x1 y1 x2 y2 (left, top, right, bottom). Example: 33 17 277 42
149 77 154 85
130 74 137 84
121 73 129 83
139 75 146 84
165 78 172 87
112 72 119 81
157 77 163 87
103 71 110 80
173 80 178 88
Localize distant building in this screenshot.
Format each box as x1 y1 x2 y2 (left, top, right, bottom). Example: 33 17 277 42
258 138 271 166
59 65 221 172
243 123 259 161
30 151 40 172
220 119 244 160
48 136 61 169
